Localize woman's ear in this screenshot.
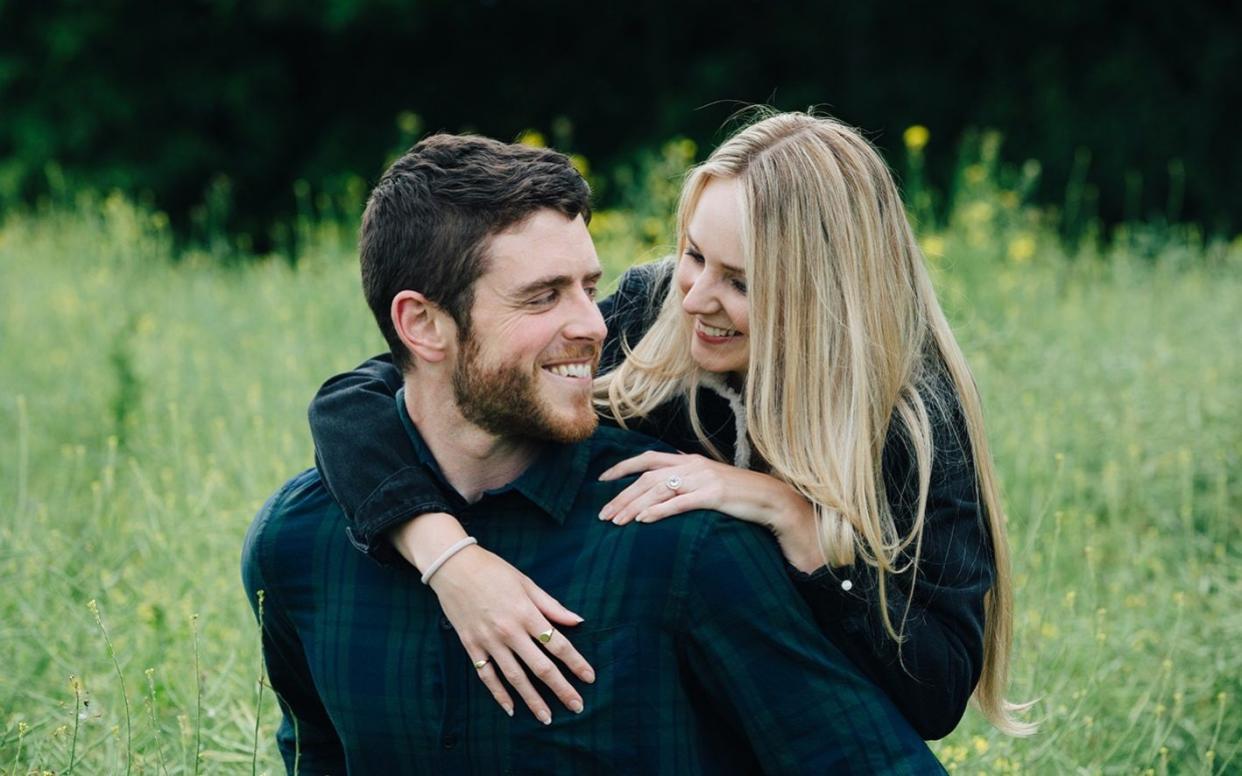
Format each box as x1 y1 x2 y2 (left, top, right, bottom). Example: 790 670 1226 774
391 290 456 364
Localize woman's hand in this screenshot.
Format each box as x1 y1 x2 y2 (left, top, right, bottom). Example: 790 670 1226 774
597 452 825 572
391 515 595 724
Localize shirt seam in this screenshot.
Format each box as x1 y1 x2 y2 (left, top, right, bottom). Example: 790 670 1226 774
671 510 719 635
253 477 302 631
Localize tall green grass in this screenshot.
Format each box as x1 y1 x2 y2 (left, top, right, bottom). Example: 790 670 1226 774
0 152 1238 773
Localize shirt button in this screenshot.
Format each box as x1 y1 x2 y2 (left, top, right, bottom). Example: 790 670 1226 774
439 615 453 630
442 732 458 749
840 579 853 592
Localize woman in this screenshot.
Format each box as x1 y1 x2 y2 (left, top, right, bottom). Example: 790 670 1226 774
308 111 1031 738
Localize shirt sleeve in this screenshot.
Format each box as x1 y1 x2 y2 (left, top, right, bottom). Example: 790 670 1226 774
785 385 993 740
242 486 347 775
307 354 454 566
679 516 942 774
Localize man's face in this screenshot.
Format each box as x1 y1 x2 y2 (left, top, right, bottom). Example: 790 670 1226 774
451 210 606 443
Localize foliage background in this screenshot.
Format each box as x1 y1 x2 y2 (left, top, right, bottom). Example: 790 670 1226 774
2 0 1240 242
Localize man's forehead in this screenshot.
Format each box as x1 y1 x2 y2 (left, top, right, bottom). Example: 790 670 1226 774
480 211 600 289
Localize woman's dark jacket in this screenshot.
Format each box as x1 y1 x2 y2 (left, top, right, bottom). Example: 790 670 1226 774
308 260 995 740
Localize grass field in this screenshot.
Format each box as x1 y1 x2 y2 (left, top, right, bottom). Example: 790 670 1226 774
1 168 1239 774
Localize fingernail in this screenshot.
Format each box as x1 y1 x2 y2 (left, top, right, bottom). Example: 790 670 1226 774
503 704 514 717
570 700 584 714
584 669 596 684
598 510 610 520
634 515 645 523
571 613 585 624
539 711 552 725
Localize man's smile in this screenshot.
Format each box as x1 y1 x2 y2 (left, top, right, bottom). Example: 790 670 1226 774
541 360 594 380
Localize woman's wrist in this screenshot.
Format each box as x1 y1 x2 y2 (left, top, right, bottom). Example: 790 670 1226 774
388 512 470 572
765 484 823 573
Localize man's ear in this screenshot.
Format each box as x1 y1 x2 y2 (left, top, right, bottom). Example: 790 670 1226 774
392 291 456 364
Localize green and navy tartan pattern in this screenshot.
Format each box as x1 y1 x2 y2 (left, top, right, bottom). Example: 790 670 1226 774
242 394 943 775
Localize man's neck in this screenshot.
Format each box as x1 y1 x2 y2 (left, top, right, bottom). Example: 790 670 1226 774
403 377 540 503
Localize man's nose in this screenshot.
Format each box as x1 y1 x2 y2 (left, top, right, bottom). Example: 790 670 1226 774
564 287 607 343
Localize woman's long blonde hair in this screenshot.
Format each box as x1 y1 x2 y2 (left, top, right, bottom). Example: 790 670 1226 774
597 110 1032 735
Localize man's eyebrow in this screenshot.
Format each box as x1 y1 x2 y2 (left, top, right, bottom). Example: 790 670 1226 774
511 269 603 298
685 230 744 274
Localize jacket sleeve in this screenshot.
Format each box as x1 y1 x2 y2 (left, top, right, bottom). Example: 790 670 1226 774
242 486 347 774
680 516 942 774
598 258 674 374
786 386 993 740
307 354 453 566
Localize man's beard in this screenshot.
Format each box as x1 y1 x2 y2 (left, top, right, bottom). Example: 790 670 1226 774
452 334 599 444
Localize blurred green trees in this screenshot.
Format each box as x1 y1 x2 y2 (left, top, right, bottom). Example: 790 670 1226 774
1 1 1238 244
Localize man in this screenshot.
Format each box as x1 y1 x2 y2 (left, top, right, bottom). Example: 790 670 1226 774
242 134 942 774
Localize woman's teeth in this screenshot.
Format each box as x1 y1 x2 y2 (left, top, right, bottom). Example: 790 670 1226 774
701 323 739 337
545 362 592 378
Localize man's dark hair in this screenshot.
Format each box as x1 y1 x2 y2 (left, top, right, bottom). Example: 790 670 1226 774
360 133 592 371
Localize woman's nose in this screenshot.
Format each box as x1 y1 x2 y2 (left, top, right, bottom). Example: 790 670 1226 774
681 275 719 315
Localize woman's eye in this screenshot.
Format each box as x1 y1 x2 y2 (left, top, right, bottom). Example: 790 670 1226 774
730 278 748 295
684 249 705 265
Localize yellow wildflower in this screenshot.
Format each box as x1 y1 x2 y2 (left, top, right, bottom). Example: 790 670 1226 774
396 111 421 135
903 125 930 152
920 235 946 258
1008 234 1036 263
517 130 546 148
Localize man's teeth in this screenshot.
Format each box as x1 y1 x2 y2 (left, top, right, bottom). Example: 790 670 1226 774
546 362 592 378
702 323 739 337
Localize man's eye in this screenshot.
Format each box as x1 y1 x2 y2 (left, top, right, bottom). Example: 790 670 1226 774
585 285 599 300
531 290 558 305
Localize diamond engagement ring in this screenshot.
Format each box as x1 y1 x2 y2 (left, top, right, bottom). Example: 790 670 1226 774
665 474 683 492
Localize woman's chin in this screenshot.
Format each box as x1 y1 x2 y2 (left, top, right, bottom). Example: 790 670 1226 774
690 340 748 376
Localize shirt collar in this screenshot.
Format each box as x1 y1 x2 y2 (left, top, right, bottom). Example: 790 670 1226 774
394 389 590 525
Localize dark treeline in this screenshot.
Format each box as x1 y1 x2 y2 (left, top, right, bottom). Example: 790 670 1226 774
2 0 1238 247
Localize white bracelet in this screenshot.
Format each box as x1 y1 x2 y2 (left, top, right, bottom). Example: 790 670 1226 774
419 536 479 585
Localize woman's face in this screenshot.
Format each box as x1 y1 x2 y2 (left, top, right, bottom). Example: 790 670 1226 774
675 176 750 376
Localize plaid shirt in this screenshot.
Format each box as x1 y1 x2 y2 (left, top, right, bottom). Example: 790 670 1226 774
243 392 943 774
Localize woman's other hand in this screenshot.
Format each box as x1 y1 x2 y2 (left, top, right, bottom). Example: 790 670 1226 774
596 452 824 572
391 514 596 723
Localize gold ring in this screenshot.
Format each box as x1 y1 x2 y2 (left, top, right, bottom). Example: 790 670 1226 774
473 657 491 670
537 628 555 644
